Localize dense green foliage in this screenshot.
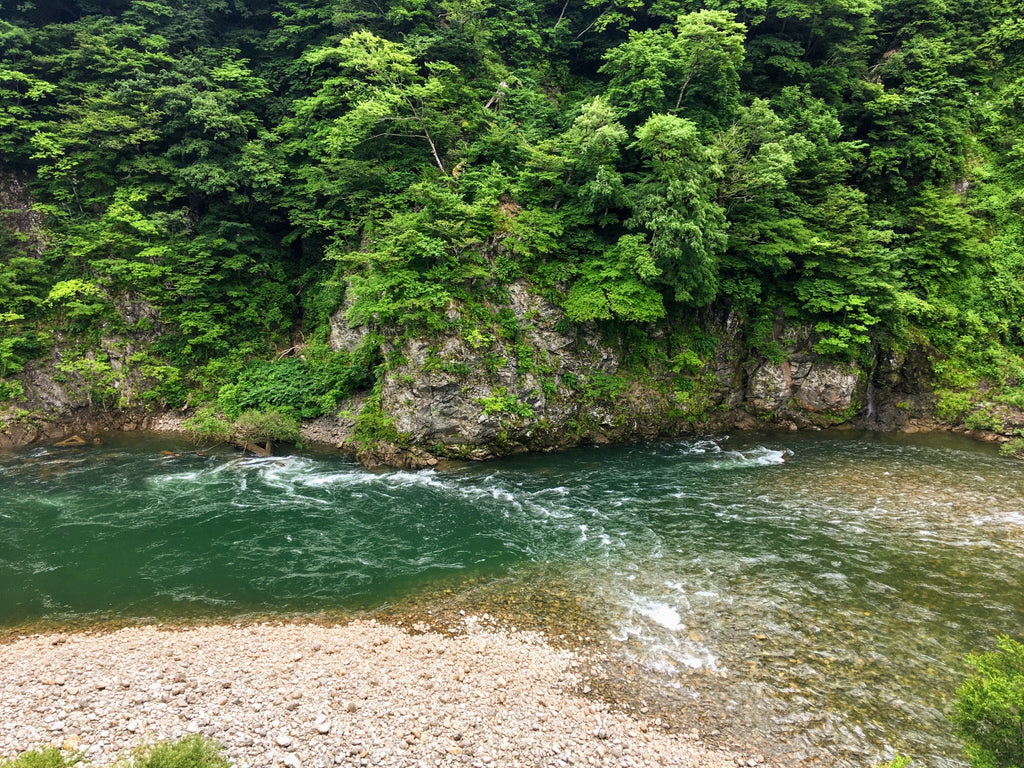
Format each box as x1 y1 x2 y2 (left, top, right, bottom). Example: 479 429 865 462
1 0 1023 415
951 636 1024 768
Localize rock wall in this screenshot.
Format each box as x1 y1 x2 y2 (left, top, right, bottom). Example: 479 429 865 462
322 282 918 467
0 296 181 447
0 277 958 462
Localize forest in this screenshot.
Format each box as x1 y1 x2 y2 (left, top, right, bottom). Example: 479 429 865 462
1 0 1023 440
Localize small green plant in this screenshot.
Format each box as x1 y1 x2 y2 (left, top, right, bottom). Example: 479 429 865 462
0 748 77 768
464 327 493 350
234 409 301 444
951 635 1024 768
352 389 404 449
873 756 912 768
964 408 1002 432
183 406 235 444
0 377 25 403
514 341 536 373
478 387 534 419
130 734 231 768
55 355 118 409
935 389 973 423
494 307 521 340
576 372 629 405
0 737 228 768
999 437 1024 459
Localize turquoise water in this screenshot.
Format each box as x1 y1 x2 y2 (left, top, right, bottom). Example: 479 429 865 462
2 431 1023 766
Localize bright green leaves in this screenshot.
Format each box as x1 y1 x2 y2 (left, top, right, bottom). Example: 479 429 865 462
629 114 728 307
715 95 820 302
44 278 111 329
563 234 666 322
30 83 163 212
304 30 418 83
517 96 628 223
794 186 894 355
68 187 178 292
155 49 270 198
601 10 747 130
337 177 494 329
579 0 646 36
293 31 465 173
218 345 377 422
951 636 1024 768
0 61 54 162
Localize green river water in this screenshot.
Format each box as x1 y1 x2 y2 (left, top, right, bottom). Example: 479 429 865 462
1 430 1022 766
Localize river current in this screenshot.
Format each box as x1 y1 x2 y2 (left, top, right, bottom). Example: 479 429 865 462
2 430 1022 766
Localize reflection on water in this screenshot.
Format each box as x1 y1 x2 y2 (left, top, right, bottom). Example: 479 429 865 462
2 431 1023 766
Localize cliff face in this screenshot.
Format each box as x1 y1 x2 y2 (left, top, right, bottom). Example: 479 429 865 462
0 279 953 461
311 282 939 467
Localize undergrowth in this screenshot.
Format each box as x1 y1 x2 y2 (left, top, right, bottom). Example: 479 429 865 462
0 736 229 768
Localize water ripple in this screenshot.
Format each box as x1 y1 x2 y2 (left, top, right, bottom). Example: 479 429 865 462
3 432 1024 767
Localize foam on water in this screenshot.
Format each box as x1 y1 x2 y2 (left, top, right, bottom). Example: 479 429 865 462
637 599 686 631
706 446 792 469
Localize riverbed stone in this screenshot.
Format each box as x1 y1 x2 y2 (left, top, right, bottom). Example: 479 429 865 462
0 622 744 768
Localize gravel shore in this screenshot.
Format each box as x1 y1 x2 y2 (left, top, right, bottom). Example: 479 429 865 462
0 618 756 768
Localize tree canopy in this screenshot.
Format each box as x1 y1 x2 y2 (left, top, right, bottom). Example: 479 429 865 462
0 0 1022 404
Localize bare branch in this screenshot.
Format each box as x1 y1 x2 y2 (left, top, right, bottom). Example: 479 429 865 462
576 2 612 39
554 0 570 29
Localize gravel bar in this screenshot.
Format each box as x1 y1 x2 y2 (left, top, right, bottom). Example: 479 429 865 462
0 617 763 768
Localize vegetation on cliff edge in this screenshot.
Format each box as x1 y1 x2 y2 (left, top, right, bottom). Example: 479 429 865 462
1 0 1023 430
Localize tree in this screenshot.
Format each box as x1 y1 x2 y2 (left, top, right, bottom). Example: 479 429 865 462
295 31 466 173
628 113 727 307
713 98 814 305
601 10 747 130
794 186 894 355
562 233 665 321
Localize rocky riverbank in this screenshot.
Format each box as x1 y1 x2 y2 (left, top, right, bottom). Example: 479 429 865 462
3 279 1020 464
0 278 960 465
0 619 760 768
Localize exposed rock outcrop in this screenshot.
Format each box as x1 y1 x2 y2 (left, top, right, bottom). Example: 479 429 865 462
321 282 913 467
1 278 992 464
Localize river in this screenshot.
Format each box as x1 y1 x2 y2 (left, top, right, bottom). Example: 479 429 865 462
1 430 1022 766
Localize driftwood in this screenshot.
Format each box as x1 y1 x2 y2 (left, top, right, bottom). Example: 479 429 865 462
236 440 273 457
55 434 88 447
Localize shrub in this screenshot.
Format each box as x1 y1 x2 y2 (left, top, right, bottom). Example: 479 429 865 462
951 635 1024 768
0 377 25 403
234 409 301 444
0 738 228 768
130 735 230 768
182 406 234 444
0 748 77 768
352 389 403 449
999 437 1024 459
218 344 377 420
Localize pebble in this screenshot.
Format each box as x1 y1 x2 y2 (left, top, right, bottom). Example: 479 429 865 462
0 622 751 768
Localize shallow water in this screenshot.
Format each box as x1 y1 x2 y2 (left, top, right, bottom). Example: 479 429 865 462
2 430 1022 766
